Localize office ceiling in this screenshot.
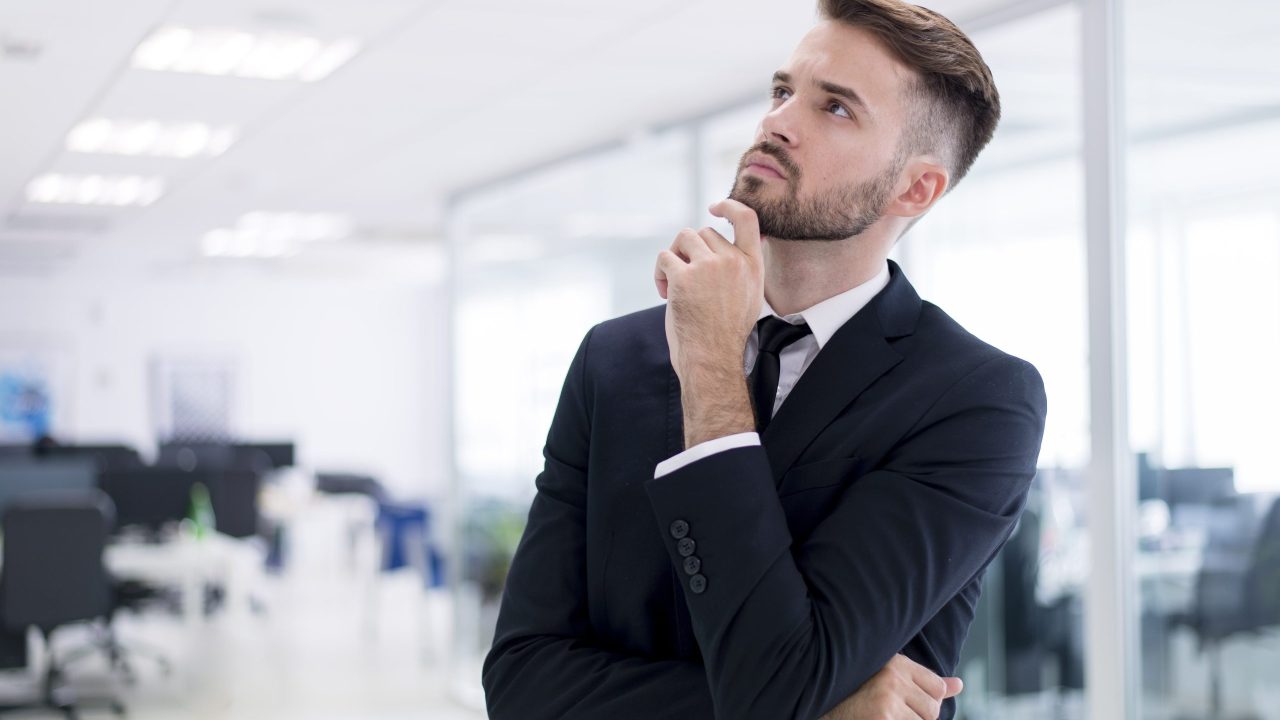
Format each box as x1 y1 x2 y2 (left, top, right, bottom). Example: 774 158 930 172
0 0 1273 277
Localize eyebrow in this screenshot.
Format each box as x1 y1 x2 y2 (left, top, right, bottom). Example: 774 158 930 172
772 70 873 118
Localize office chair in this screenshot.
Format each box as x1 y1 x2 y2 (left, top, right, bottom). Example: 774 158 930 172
1168 494 1266 720
0 490 125 718
208 469 262 539
1243 496 1280 631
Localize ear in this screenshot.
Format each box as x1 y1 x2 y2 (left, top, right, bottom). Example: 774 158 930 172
886 156 949 220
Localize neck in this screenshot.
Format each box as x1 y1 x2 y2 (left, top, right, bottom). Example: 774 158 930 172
762 235 890 316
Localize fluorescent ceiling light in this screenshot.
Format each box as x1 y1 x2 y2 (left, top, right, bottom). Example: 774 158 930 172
26 173 165 207
66 118 237 158
132 25 360 82
202 212 352 258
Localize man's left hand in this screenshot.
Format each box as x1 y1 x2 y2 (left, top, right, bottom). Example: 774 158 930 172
654 199 766 383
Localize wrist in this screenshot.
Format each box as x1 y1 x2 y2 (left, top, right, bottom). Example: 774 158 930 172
680 369 754 448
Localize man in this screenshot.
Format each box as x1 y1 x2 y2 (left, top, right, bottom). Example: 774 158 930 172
482 1 1047 718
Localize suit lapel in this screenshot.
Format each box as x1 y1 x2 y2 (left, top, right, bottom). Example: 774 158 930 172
762 260 922 483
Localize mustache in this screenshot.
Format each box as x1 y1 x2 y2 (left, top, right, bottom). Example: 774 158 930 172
744 141 800 179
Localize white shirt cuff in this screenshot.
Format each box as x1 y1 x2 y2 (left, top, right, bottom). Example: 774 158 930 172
653 432 761 478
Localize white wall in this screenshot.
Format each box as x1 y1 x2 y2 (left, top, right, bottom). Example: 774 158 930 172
0 257 450 499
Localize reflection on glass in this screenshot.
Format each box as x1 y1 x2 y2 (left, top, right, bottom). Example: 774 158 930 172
1126 1 1280 717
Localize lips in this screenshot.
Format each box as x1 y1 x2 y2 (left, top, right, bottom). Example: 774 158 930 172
744 152 787 179
746 163 784 179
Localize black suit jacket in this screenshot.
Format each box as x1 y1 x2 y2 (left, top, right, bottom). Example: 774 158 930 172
483 260 1047 720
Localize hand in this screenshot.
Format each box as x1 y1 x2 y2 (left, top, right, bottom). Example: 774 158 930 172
819 654 964 720
653 199 765 383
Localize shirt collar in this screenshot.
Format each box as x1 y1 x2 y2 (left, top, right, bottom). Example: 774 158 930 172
758 260 891 350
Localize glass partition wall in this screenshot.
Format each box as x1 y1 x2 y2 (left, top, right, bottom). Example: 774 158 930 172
446 128 695 702
1125 0 1280 717
444 1 1279 716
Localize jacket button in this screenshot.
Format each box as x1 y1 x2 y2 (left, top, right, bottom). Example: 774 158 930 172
669 520 689 539
689 574 707 594
682 556 701 576
677 537 696 557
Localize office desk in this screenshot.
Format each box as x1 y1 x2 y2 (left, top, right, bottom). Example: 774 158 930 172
1037 530 1204 609
108 533 242 634
2 532 260 638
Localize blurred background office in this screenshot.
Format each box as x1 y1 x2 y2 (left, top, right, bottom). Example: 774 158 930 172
0 0 1276 717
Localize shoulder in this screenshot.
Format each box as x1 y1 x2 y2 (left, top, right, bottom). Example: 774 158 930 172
584 304 668 361
911 301 1046 412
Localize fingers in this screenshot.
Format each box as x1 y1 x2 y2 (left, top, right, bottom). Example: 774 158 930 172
942 677 963 699
901 684 943 720
708 198 762 259
672 227 715 261
656 226 729 300
697 226 733 253
892 654 948 702
654 249 683 300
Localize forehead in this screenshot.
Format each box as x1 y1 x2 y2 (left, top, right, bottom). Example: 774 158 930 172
781 20 917 121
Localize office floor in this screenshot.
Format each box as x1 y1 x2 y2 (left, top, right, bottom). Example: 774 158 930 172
0 511 486 720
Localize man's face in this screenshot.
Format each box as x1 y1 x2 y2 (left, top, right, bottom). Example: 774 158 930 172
730 21 916 242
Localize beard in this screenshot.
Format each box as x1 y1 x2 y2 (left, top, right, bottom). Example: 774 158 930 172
729 141 902 242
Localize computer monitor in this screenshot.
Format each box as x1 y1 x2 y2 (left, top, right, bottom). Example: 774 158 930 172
97 467 198 536
158 440 294 473
1161 467 1236 507
156 442 236 472
0 460 98 516
234 442 294 470
39 444 144 473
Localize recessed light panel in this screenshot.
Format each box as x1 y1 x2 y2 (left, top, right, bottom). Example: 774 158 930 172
66 118 238 158
132 26 360 82
26 174 165 207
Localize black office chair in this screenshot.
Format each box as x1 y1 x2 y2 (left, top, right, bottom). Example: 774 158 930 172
1169 494 1266 720
0 490 124 718
1243 496 1280 631
208 469 262 540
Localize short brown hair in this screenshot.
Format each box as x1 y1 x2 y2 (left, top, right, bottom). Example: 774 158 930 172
818 0 1000 192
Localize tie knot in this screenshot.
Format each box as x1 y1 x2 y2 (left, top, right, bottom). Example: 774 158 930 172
756 316 812 354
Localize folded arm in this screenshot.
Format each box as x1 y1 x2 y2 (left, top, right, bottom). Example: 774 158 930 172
645 354 1047 720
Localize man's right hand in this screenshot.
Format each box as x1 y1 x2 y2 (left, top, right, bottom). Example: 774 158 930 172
818 654 963 720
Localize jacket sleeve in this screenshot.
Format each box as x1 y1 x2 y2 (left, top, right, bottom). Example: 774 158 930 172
644 354 1048 720
482 328 715 720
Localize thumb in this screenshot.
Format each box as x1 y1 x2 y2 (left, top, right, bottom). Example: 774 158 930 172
942 677 964 698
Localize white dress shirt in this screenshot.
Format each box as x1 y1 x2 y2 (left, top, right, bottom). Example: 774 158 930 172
654 260 892 478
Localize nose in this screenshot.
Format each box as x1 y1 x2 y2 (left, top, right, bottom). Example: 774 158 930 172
760 100 798 148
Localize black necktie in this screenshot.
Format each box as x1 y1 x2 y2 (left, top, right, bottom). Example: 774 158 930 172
749 316 813 434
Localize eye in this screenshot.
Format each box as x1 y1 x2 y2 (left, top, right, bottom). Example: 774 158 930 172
826 101 852 119
771 86 792 102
